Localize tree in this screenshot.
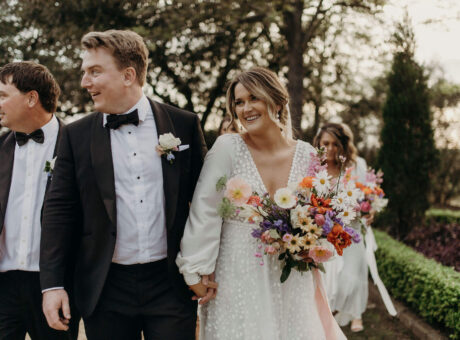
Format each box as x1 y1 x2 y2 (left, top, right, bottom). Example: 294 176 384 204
1 0 387 132
429 74 460 206
377 19 438 239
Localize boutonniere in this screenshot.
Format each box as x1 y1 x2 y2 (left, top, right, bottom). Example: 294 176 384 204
44 157 57 178
156 133 189 164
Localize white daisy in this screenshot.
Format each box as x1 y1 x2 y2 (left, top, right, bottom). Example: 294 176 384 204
340 183 362 205
338 208 356 225
331 192 348 211
313 170 331 196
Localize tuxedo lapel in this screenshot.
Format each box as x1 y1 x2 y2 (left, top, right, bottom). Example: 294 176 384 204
0 132 16 233
90 113 117 228
149 99 180 231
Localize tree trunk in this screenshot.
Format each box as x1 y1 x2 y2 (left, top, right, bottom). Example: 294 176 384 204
283 0 305 137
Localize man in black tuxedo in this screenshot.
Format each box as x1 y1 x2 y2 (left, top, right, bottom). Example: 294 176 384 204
0 62 79 340
40 30 209 339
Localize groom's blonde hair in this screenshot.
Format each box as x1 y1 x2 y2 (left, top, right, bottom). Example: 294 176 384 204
81 30 149 86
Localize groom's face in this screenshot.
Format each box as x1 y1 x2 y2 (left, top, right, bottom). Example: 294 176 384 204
81 48 128 114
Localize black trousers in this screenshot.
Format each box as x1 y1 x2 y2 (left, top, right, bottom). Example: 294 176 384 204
0 270 79 340
84 259 197 340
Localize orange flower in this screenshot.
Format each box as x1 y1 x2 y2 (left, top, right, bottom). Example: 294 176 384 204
310 194 331 214
327 224 352 256
247 195 262 207
363 187 373 195
355 182 365 190
374 186 384 196
300 176 314 189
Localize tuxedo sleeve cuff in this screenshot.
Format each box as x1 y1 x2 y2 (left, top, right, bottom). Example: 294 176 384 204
42 287 65 294
184 273 201 286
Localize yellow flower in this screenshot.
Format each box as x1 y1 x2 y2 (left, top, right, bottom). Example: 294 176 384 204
285 234 302 253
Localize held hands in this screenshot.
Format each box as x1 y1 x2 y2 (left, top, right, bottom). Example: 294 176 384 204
42 289 71 331
364 210 376 226
189 273 218 305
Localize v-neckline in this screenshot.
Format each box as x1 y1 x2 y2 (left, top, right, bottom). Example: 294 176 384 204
237 134 299 199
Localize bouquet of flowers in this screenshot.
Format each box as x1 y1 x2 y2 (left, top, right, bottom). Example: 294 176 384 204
216 148 362 282
348 168 388 230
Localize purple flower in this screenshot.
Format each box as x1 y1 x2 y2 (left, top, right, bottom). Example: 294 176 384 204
261 220 272 231
344 227 361 243
251 229 262 239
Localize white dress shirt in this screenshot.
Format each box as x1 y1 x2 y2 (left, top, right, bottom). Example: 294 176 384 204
0 116 59 272
103 95 167 264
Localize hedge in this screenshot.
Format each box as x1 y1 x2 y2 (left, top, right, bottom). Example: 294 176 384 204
374 229 460 339
426 208 460 225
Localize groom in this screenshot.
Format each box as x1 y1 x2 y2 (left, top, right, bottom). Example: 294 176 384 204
40 30 207 339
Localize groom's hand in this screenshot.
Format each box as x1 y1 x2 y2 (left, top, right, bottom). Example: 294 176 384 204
197 273 218 305
42 289 71 331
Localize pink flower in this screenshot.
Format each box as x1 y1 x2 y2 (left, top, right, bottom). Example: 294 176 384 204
314 214 325 226
282 233 293 243
265 245 278 255
360 201 371 213
309 246 333 263
261 230 274 243
225 177 252 205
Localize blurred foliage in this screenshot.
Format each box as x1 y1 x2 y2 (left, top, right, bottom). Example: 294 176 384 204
377 18 438 239
0 0 386 131
426 208 460 225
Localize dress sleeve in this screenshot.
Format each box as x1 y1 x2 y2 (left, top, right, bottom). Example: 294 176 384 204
176 134 234 285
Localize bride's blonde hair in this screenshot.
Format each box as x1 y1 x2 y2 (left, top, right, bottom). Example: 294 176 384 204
225 67 293 139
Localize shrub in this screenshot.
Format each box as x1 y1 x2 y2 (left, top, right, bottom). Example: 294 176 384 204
374 229 460 338
426 208 460 225
405 221 460 271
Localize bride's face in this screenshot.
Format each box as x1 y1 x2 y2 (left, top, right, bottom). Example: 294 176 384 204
234 83 277 135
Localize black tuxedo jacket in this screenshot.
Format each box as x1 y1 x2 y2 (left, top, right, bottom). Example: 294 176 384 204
40 99 207 318
0 119 63 237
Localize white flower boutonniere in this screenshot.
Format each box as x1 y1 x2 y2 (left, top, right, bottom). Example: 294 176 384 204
156 133 188 164
44 157 57 178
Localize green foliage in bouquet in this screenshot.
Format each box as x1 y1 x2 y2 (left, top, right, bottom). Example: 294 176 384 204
374 229 460 339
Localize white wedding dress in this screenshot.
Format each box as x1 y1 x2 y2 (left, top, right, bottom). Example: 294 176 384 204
177 134 346 340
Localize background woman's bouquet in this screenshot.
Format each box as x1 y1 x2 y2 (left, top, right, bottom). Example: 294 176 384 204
216 148 362 282
349 168 388 231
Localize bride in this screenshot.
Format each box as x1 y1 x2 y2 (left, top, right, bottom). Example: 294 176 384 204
176 67 346 340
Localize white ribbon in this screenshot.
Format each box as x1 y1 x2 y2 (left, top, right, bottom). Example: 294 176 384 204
365 227 397 316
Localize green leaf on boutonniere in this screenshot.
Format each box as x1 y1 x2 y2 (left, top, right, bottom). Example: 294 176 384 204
44 161 51 173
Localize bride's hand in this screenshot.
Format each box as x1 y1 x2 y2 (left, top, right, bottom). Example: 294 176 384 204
190 273 218 305
189 282 208 298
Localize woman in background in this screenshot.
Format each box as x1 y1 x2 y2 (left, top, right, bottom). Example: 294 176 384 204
313 123 368 332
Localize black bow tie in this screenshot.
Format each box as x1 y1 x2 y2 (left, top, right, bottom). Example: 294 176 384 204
15 129 45 146
105 109 139 130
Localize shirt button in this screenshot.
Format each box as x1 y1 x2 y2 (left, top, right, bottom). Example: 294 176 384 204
137 176 140 180
140 200 143 203
128 131 132 134
134 153 137 156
